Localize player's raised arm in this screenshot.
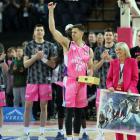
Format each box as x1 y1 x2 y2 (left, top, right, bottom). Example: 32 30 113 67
48 2 70 52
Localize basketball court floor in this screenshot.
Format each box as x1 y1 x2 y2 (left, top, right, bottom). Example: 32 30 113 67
1 120 140 140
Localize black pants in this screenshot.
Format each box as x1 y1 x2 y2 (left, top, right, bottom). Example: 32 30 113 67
54 84 65 119
53 83 65 129
65 108 83 135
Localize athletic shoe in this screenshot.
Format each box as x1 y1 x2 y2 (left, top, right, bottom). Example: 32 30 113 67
82 133 89 140
55 132 64 140
0 134 2 140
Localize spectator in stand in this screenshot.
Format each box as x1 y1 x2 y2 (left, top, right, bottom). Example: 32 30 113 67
9 47 27 107
88 32 97 52
3 0 20 31
130 29 140 94
96 33 104 47
5 47 16 107
34 0 48 28
94 28 116 89
6 47 16 64
18 0 36 31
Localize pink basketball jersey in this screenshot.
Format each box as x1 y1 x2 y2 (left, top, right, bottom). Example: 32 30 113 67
65 41 90 78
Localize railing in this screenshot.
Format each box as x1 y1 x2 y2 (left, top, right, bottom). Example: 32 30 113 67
118 0 140 46
118 0 140 27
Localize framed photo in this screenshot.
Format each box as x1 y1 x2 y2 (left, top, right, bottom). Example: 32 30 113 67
97 89 140 136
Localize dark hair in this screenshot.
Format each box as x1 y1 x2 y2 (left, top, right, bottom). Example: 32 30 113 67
72 24 85 32
34 24 45 30
104 28 114 34
7 47 16 53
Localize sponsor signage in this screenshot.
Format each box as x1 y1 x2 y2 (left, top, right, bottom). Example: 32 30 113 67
3 107 34 122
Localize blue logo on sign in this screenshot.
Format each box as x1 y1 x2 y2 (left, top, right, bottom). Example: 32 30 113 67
3 107 34 122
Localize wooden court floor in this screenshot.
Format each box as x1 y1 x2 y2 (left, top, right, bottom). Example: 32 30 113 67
2 120 140 140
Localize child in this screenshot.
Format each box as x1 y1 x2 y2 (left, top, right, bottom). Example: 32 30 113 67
9 47 27 107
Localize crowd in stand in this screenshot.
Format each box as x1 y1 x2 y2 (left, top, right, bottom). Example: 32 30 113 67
0 0 94 32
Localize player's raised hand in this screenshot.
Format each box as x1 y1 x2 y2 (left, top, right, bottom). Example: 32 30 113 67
48 2 56 10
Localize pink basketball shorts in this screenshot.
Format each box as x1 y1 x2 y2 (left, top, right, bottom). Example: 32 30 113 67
25 84 52 101
64 77 88 108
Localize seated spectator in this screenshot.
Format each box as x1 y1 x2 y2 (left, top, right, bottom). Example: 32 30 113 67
88 32 97 51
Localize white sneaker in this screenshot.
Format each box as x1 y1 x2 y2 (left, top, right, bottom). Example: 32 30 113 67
38 134 46 140
20 133 30 140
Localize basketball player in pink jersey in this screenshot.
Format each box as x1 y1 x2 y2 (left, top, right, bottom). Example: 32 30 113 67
48 2 94 140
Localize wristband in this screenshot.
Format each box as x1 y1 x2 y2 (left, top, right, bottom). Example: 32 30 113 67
41 57 48 63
